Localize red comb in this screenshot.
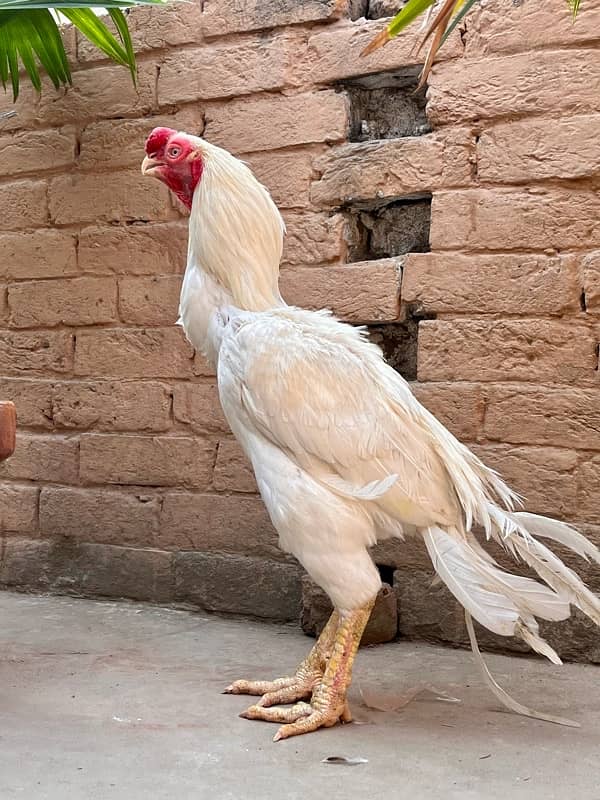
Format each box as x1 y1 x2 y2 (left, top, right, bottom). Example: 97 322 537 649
145 127 176 155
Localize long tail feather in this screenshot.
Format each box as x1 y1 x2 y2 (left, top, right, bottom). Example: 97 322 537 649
513 512 600 565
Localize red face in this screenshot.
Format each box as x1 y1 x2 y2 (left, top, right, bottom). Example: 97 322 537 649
142 127 204 209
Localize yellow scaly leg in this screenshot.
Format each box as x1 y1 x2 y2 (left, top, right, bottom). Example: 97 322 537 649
240 597 376 741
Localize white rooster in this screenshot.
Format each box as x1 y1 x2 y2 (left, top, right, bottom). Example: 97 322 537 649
142 128 600 741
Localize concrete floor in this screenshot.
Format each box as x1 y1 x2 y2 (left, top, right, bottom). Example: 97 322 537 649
1 592 599 800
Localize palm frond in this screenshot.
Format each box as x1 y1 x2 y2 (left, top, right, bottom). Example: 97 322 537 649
362 0 585 86
0 0 167 101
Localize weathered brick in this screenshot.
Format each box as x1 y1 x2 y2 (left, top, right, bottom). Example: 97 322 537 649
0 285 6 324
410 381 484 441
172 381 229 433
280 259 400 322
48 170 174 225
51 380 172 432
205 90 349 153
74 328 211 379
402 253 580 315
282 211 347 265
395 567 465 643
478 114 600 183
0 434 79 483
431 189 600 251
174 551 302 621
0 82 42 133
40 487 160 547
79 109 204 170
8 277 117 328
583 251 600 314
35 62 155 126
0 331 73 376
484 386 600 452
160 493 279 557
466 0 600 56
0 378 54 428
202 0 347 36
0 485 38 533
158 33 299 105
428 50 600 126
305 18 462 84
0 230 77 280
118 275 181 326
80 433 215 488
242 149 315 209
577 458 600 525
0 179 48 230
471 444 578 519
0 128 76 177
0 536 50 589
78 2 204 59
418 319 596 384
79 221 188 276
214 439 257 492
312 131 472 207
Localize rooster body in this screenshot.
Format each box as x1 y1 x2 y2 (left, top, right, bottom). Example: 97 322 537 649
142 129 600 740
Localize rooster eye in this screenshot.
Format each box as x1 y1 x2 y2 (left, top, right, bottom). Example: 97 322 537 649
167 146 181 158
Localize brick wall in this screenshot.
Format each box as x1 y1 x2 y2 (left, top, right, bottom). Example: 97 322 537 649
1 0 599 660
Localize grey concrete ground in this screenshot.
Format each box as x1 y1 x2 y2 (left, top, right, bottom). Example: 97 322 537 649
1 591 599 800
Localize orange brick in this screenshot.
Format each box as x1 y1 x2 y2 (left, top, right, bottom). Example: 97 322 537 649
35 62 155 126
205 90 349 153
0 128 76 177
172 381 229 433
471 444 577 519
51 380 172 432
213 439 257 492
80 433 214 488
0 179 48 230
484 385 600 451
79 108 204 171
118 276 181 326
78 221 188 276
8 277 117 328
0 230 77 280
311 131 472 207
0 377 171 432
582 251 600 314
418 319 596 384
282 212 348 265
202 0 348 36
304 18 462 84
466 0 600 56
0 433 79 484
402 253 580 315
280 259 400 322
0 331 73 377
431 189 600 251
157 33 300 105
577 458 600 524
428 50 600 126
160 492 279 557
410 381 484 441
40 486 160 546
48 170 174 225
77 3 204 60
0 285 6 324
74 327 212 379
478 114 600 183
0 485 38 533
239 149 315 209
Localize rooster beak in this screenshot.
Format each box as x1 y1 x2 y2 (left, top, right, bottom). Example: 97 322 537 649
141 155 163 176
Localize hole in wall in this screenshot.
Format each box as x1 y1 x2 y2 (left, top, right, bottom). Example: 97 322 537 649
365 0 407 20
346 196 432 261
376 563 395 585
368 309 435 382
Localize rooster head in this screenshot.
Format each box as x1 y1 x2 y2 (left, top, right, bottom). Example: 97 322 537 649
141 127 204 209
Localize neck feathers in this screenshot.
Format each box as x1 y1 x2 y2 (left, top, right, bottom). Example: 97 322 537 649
187 140 285 311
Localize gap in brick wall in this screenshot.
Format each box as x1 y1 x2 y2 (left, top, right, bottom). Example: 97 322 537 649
350 0 405 20
344 68 430 141
368 313 426 382
347 196 432 261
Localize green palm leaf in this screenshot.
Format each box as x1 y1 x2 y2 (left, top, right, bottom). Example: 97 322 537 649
0 0 167 100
